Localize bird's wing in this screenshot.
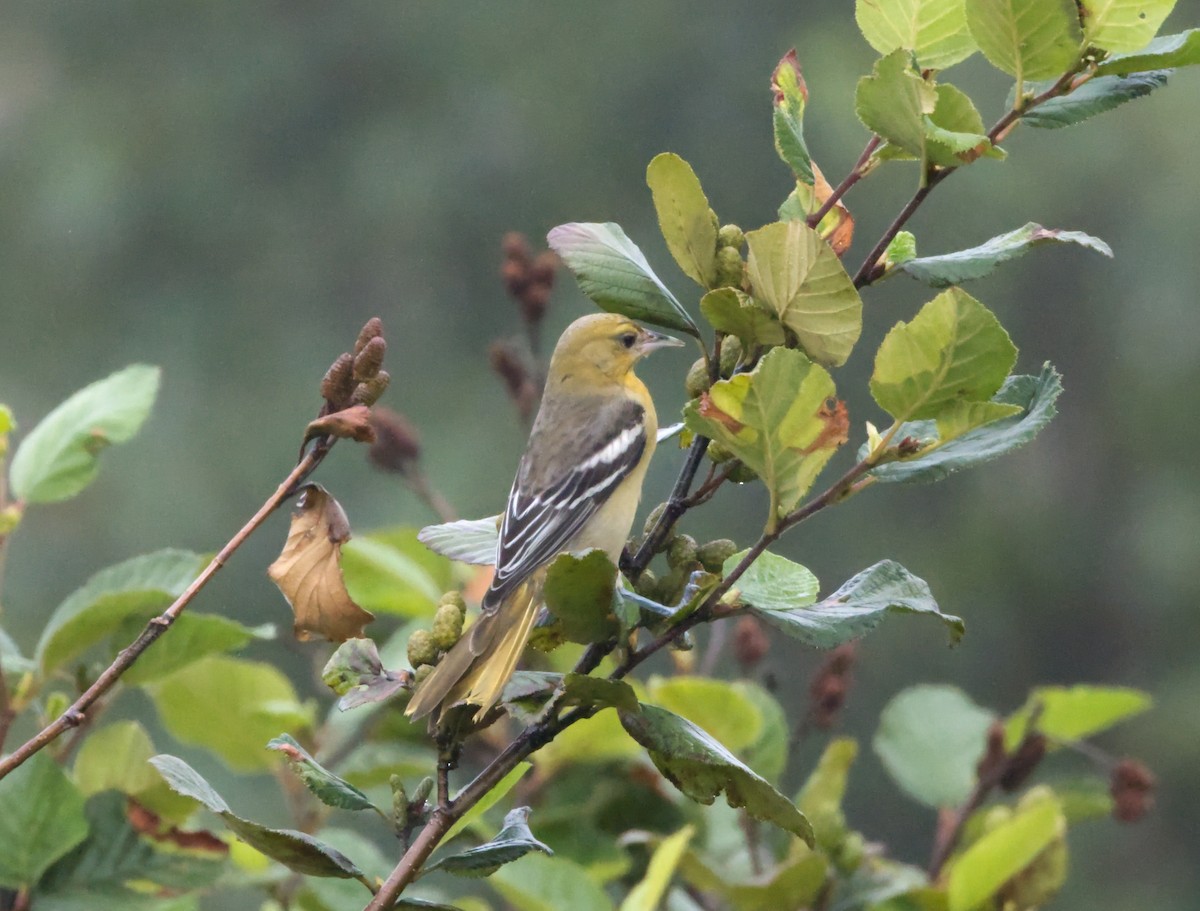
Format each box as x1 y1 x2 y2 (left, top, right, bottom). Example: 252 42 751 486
486 396 646 609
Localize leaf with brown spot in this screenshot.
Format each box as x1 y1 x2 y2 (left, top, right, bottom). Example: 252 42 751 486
697 392 745 434
799 398 849 455
303 404 376 448
269 485 374 642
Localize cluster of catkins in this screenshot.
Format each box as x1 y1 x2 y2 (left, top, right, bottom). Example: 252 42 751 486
635 507 736 606
405 592 467 684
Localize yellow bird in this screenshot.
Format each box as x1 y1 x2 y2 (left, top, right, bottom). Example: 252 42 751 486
406 313 683 723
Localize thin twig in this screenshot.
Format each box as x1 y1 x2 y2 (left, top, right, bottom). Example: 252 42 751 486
807 135 882 229
0 443 333 781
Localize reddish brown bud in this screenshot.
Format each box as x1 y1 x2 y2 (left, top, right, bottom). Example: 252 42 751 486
489 341 539 422
977 720 1008 782
1111 758 1155 822
321 352 356 406
520 282 552 324
808 642 857 729
1000 732 1047 791
368 407 422 474
354 317 384 356
501 231 532 262
733 615 770 670
529 250 559 288
353 336 387 382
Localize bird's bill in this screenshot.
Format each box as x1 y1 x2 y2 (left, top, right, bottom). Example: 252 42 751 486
637 327 685 353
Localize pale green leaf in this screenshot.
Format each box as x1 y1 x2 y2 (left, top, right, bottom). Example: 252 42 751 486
0 755 90 888
647 153 719 288
964 0 1083 81
744 221 863 367
796 738 858 854
72 722 196 823
874 684 994 808
491 853 614 911
726 548 820 612
342 530 447 617
677 847 827 911
856 50 938 159
649 676 765 754
870 287 1017 423
537 707 643 773
1021 71 1169 128
620 826 694 911
1094 28 1200 74
1080 0 1176 53
856 0 978 69
924 83 998 166
417 516 500 566
548 222 700 336
699 288 786 350
118 614 273 686
1005 684 1153 748
9 364 160 503
933 399 1023 443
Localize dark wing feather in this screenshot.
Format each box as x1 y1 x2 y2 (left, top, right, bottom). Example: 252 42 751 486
485 396 646 609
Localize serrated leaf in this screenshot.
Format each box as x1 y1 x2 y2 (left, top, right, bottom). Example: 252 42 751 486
745 559 963 648
896 222 1111 287
871 287 1017 424
36 549 206 675
548 222 700 336
867 364 1063 483
1021 71 1169 128
425 807 552 878
322 637 410 710
619 703 814 844
771 50 813 183
856 0 978 70
856 50 937 159
1094 28 1200 74
418 515 501 565
964 0 1083 81
0 754 90 888
1005 684 1152 748
620 826 694 911
699 289 786 350
342 527 450 617
268 734 378 813
649 676 765 754
885 231 919 268
873 684 994 808
924 83 998 166
149 755 365 880
744 221 863 367
684 348 848 528
947 796 1065 911
543 549 619 644
1079 0 1176 53
9 364 160 504
726 548 820 612
647 153 719 288
118 614 273 686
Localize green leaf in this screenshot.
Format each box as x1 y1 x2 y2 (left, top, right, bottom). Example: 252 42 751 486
885 231 919 267
726 549 820 612
855 50 937 160
543 549 619 644
322 637 410 710
72 721 195 823
0 403 14 437
620 826 694 911
676 841 828 911
548 222 700 336
647 153 719 289
796 738 858 853
684 348 846 527
947 796 1065 911
771 51 813 183
0 627 34 678
924 83 999 167
538 707 643 773
649 676 764 754
1020 71 1169 128
737 682 790 785
491 853 615 911
867 364 1063 483
1079 0 1176 53
9 364 160 504
342 530 447 617
699 289 786 350
426 807 552 878
873 684 994 808
149 655 313 771
870 287 1017 424
744 559 962 649
856 0 978 69
0 754 90 888
150 755 365 880
1005 684 1152 748
36 549 207 675
744 221 863 367
119 614 273 686
895 222 1111 287
562 673 640 714
444 763 533 843
418 516 500 565
1094 28 1200 74
268 733 378 813
619 703 814 844
964 0 1083 81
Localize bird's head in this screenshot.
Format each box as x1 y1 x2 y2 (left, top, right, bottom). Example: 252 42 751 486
548 313 684 387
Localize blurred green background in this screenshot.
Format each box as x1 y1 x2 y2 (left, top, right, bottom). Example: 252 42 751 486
2 2 1198 909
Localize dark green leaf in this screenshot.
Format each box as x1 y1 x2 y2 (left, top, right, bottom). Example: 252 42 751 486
1021 71 1169 129
417 515 500 565
745 559 962 648
9 364 160 504
619 703 814 844
873 685 994 808
547 222 700 336
150 755 365 880
867 364 1063 484
0 754 90 888
425 806 552 878
36 549 206 675
543 549 619 644
562 673 639 713
322 637 410 710
1094 29 1200 75
268 733 378 813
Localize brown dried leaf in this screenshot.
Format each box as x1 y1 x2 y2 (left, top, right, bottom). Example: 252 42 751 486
268 484 374 642
810 163 854 256
304 405 376 447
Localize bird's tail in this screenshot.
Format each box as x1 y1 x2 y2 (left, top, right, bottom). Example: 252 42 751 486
405 578 542 724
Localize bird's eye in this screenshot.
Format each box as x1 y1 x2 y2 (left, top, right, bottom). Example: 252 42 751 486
620 332 637 349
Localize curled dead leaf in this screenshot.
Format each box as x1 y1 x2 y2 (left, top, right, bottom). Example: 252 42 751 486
809 162 854 256
304 404 376 448
268 484 374 642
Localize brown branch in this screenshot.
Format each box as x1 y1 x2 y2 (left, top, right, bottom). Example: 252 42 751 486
0 443 333 782
807 135 882 229
625 435 711 578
